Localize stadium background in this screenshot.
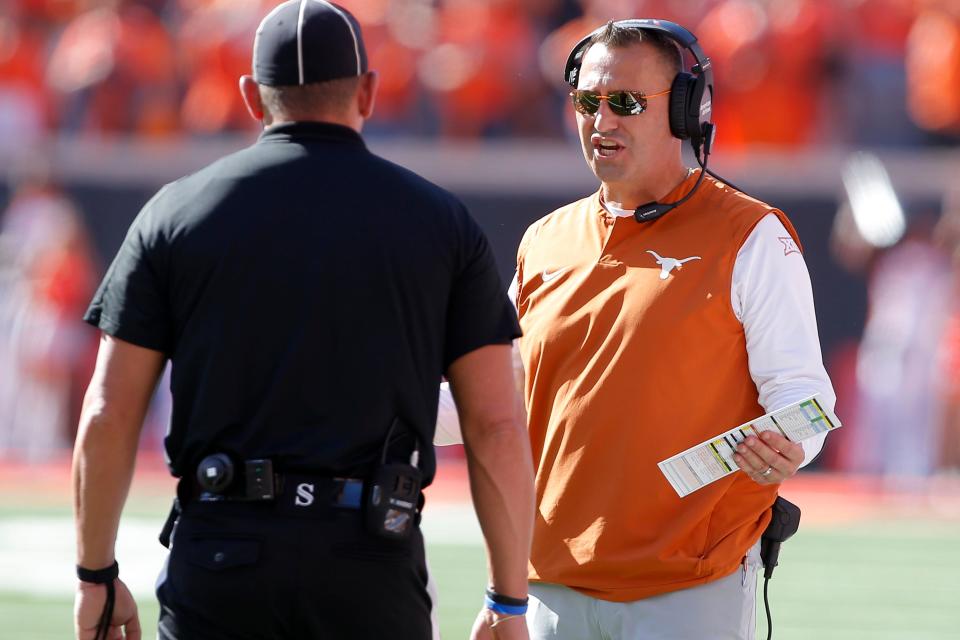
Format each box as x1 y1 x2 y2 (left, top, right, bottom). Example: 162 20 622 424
0 0 959 638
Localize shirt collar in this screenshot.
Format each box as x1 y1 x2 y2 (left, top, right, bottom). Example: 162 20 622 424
257 121 366 146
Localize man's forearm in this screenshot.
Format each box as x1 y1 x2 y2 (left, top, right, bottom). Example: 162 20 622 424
73 409 143 568
73 335 165 569
463 417 535 598
435 341 526 447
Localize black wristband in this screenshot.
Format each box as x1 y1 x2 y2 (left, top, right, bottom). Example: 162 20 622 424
77 560 119 584
485 588 528 607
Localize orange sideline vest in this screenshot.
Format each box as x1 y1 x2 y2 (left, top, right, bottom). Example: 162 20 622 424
516 171 801 602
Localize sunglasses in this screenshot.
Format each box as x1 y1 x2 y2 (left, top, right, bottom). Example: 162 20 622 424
570 88 671 116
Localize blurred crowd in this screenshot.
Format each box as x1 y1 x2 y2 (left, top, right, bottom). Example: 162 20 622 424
1 0 960 147
826 175 960 480
3 0 960 479
0 164 98 462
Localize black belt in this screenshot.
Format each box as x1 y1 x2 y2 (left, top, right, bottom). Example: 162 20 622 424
180 473 364 509
163 474 365 548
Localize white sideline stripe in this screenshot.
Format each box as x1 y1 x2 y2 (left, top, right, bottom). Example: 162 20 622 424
0 505 481 597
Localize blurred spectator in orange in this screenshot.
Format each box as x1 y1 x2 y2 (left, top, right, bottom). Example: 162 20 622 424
47 0 179 136
841 0 922 146
694 0 840 148
939 315 960 470
933 184 960 471
339 0 428 134
0 4 53 151
420 0 546 137
17 0 83 24
0 164 98 461
0 0 948 146
906 0 960 138
176 0 266 135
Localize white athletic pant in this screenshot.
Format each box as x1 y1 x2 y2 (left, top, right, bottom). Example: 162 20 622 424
527 541 762 640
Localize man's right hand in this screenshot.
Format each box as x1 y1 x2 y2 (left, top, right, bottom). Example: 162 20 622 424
469 607 530 640
74 578 141 640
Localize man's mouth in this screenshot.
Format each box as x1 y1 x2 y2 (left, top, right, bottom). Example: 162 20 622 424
593 138 624 158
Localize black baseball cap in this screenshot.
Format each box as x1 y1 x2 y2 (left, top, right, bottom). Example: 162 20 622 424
253 0 368 87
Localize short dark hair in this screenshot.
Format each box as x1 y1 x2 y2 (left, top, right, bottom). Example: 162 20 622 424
258 76 361 119
585 21 683 77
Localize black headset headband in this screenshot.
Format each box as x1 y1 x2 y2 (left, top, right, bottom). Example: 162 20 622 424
564 19 712 91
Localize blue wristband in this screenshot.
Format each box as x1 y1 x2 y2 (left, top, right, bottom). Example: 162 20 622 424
484 594 528 616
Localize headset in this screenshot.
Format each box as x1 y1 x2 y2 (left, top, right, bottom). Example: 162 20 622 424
564 19 739 222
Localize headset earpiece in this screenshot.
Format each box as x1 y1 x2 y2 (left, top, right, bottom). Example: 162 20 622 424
674 70 710 149
668 71 694 140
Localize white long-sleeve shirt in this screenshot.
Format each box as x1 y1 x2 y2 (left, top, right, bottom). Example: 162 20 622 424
436 212 835 467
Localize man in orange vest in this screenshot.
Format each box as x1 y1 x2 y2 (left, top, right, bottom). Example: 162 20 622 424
512 19 836 639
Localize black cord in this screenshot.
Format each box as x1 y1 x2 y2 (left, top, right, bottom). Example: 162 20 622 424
763 576 772 640
381 418 400 464
667 160 709 209
94 580 116 640
634 126 744 223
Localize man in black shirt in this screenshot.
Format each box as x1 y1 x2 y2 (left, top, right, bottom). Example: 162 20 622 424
72 3 533 639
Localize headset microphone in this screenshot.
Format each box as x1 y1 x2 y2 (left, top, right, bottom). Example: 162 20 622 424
633 176 702 222
634 202 674 222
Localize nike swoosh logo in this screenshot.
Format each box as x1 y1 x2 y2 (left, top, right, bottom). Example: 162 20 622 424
542 267 570 283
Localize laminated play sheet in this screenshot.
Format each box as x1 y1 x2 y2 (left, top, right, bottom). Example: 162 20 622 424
658 395 841 498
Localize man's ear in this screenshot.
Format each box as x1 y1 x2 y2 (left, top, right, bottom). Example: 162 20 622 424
239 75 265 122
357 71 379 120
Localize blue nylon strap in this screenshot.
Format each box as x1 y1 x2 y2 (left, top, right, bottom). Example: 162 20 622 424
484 595 528 616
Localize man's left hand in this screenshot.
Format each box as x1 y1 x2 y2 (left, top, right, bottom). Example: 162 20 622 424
75 578 141 640
469 608 529 640
732 431 804 485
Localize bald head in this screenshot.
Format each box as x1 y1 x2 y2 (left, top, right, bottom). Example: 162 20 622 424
239 71 378 131
258 77 361 122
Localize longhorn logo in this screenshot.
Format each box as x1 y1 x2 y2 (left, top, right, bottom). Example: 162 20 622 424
646 250 701 280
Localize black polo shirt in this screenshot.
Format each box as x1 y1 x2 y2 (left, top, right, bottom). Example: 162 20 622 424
84 121 520 485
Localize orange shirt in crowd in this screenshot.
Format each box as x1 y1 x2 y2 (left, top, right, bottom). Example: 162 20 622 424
907 6 960 134
516 171 798 601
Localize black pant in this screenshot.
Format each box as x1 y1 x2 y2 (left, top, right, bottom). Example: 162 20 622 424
156 500 433 639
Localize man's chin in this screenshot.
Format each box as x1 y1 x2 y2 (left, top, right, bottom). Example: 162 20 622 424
589 161 627 184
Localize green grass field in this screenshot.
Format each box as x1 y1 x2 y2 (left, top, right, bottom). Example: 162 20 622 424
1 466 959 639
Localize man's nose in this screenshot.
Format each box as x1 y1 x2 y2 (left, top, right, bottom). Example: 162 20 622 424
593 100 619 132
